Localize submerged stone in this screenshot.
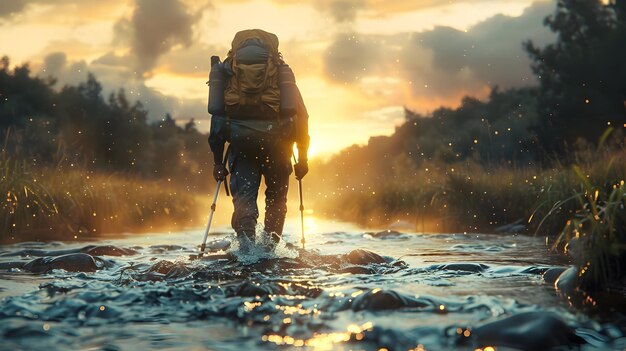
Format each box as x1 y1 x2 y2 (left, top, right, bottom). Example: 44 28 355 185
343 249 388 265
22 253 110 273
370 230 407 239
348 289 429 311
472 311 583 350
434 263 489 273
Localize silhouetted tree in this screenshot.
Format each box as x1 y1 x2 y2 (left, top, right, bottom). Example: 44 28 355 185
525 0 626 153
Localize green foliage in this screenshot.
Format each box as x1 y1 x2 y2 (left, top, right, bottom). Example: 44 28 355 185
549 163 626 290
524 0 626 153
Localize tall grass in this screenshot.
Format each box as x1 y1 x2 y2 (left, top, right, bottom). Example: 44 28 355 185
316 143 626 290
319 149 625 237
1 151 202 243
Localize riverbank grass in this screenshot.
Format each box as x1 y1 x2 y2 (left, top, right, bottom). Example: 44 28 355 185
1 154 201 243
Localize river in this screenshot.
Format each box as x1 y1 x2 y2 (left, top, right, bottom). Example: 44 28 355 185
1 217 624 350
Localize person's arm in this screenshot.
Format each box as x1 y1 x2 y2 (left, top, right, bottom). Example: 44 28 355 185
294 85 310 163
208 115 229 180
208 116 227 164
293 85 310 180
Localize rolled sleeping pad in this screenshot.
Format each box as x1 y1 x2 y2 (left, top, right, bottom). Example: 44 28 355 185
207 56 226 115
278 64 297 117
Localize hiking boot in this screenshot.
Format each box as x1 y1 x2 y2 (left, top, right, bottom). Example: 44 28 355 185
260 231 281 252
236 230 255 253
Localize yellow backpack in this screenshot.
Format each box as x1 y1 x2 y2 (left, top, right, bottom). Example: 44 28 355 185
224 29 282 119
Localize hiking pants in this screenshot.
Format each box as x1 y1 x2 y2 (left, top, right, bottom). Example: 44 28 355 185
228 142 292 238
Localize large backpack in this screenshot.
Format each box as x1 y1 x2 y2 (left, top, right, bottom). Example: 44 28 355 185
224 29 282 119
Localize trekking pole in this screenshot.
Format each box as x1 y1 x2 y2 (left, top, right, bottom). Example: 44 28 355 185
298 177 305 249
199 180 222 258
293 155 305 249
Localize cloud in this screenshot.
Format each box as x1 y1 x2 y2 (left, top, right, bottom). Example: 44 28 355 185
41 52 89 87
415 0 555 89
39 51 197 121
0 1 28 18
158 43 222 76
326 0 364 23
321 1 555 111
324 32 381 82
0 0 124 22
115 0 204 75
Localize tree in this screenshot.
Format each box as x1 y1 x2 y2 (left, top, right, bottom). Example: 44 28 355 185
525 0 626 154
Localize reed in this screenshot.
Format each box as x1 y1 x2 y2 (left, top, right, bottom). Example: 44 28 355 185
1 151 201 243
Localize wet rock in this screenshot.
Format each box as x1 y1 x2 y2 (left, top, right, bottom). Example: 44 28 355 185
543 267 568 285
81 245 138 256
347 289 429 311
433 263 489 273
147 260 175 275
369 230 407 239
22 253 111 273
233 281 285 297
555 266 579 293
343 249 388 265
165 262 193 279
472 311 583 350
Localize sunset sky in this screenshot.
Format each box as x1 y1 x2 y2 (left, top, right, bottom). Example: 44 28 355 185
0 0 555 158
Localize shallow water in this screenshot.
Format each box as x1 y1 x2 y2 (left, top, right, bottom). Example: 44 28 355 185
1 218 625 351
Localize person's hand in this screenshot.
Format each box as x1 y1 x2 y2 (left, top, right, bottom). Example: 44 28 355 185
294 161 308 180
213 164 229 181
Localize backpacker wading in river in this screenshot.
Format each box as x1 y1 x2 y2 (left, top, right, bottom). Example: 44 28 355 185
207 29 310 253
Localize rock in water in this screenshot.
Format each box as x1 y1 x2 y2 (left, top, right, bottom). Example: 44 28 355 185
370 230 407 239
349 289 429 311
555 266 579 294
22 253 108 273
343 249 388 265
472 311 583 350
543 267 567 285
435 263 489 273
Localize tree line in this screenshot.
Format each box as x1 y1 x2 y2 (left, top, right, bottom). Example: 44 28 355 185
0 58 212 191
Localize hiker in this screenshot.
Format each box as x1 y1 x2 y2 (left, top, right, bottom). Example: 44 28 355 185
207 29 309 252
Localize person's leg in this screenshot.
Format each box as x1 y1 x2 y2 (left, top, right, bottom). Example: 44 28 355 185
229 147 262 244
261 144 292 244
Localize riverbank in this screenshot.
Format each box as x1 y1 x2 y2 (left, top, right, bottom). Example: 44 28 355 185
1 154 204 244
313 148 626 291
